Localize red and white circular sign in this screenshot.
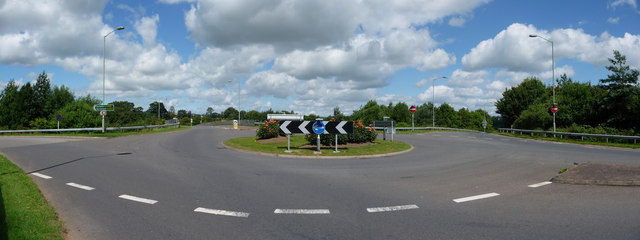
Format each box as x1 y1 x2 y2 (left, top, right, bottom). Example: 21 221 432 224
409 105 416 113
551 105 558 113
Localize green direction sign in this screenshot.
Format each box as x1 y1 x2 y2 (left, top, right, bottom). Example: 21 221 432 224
93 104 115 111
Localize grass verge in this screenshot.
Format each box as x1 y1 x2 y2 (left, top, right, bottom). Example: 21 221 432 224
0 125 189 138
0 154 65 240
224 135 412 157
496 132 640 149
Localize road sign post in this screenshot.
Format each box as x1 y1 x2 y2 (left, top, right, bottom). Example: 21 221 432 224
409 105 416 132
313 120 325 152
233 120 238 129
56 114 61 130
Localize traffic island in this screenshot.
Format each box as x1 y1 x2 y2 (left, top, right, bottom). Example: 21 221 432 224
552 163 640 186
223 135 413 159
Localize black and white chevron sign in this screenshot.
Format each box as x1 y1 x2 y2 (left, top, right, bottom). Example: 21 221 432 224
279 121 353 135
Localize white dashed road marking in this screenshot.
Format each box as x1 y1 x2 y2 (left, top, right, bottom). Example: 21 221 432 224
274 209 330 214
31 173 52 179
118 194 158 204
194 207 250 218
453 193 500 203
367 204 419 213
66 182 95 191
528 181 552 188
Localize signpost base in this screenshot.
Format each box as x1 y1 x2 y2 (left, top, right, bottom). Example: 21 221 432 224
333 134 339 153
285 135 293 153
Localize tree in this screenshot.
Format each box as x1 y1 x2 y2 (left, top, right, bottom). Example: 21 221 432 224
513 103 553 130
0 80 20 128
16 82 37 129
107 101 147 126
47 85 74 116
391 102 411 124
351 100 381 124
496 77 547 127
34 71 52 118
598 50 640 130
244 110 262 120
56 95 101 128
332 106 344 121
223 107 238 119
177 109 188 119
555 74 604 127
147 102 169 119
206 107 214 117
435 103 457 127
414 102 434 126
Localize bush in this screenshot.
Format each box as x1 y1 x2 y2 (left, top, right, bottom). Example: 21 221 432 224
256 120 279 139
179 117 191 126
29 118 54 129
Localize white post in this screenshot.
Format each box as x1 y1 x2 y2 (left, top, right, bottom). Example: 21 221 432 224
334 134 338 153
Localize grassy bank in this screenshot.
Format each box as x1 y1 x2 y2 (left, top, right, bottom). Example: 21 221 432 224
224 135 412 157
496 132 640 149
0 154 65 240
0 125 189 138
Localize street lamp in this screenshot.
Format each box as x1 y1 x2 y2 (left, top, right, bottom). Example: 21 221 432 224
529 34 556 132
156 100 162 119
431 76 447 127
227 80 241 124
102 26 124 133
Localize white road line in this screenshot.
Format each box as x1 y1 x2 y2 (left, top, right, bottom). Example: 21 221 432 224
194 207 250 218
528 181 552 188
453 193 500 203
274 209 330 214
66 183 95 191
118 194 158 204
31 173 52 179
367 204 419 213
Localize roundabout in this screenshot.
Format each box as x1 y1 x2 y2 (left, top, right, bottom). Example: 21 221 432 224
2 126 640 239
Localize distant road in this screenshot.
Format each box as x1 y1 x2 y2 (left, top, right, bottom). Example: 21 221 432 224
1 127 639 240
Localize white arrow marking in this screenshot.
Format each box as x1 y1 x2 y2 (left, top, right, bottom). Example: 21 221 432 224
280 121 291 135
322 121 329 134
299 121 310 134
336 121 347 134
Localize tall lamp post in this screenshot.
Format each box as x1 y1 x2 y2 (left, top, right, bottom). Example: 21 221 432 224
227 80 241 124
529 34 556 133
102 26 125 133
431 76 447 127
156 100 162 119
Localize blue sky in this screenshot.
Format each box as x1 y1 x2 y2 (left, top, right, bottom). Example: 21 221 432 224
1 0 639 116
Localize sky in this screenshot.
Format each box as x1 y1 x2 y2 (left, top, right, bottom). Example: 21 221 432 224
1 0 639 117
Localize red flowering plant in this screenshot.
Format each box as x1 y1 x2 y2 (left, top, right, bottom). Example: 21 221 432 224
256 119 280 139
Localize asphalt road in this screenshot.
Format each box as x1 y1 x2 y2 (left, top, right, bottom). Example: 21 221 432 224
1 127 639 240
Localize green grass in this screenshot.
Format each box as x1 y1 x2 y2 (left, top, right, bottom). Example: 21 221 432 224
496 132 640 149
224 135 412 157
0 155 66 240
0 125 189 138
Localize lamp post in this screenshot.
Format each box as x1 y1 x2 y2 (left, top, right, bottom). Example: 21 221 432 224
156 100 162 119
102 26 124 133
431 76 447 127
228 80 241 125
529 34 556 133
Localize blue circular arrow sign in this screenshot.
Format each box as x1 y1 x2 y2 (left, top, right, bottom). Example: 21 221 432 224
312 121 325 134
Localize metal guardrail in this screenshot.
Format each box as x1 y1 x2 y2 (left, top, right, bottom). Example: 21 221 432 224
498 128 640 144
371 126 483 133
0 123 180 134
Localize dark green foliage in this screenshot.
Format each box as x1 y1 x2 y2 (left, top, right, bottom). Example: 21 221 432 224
435 103 458 128
414 102 434 126
495 77 547 127
107 101 150 126
391 102 411 124
0 80 20 128
496 50 640 133
223 107 239 119
147 102 170 119
33 71 52 118
56 96 101 128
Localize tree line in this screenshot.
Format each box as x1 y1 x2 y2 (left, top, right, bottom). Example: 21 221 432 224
496 50 639 135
